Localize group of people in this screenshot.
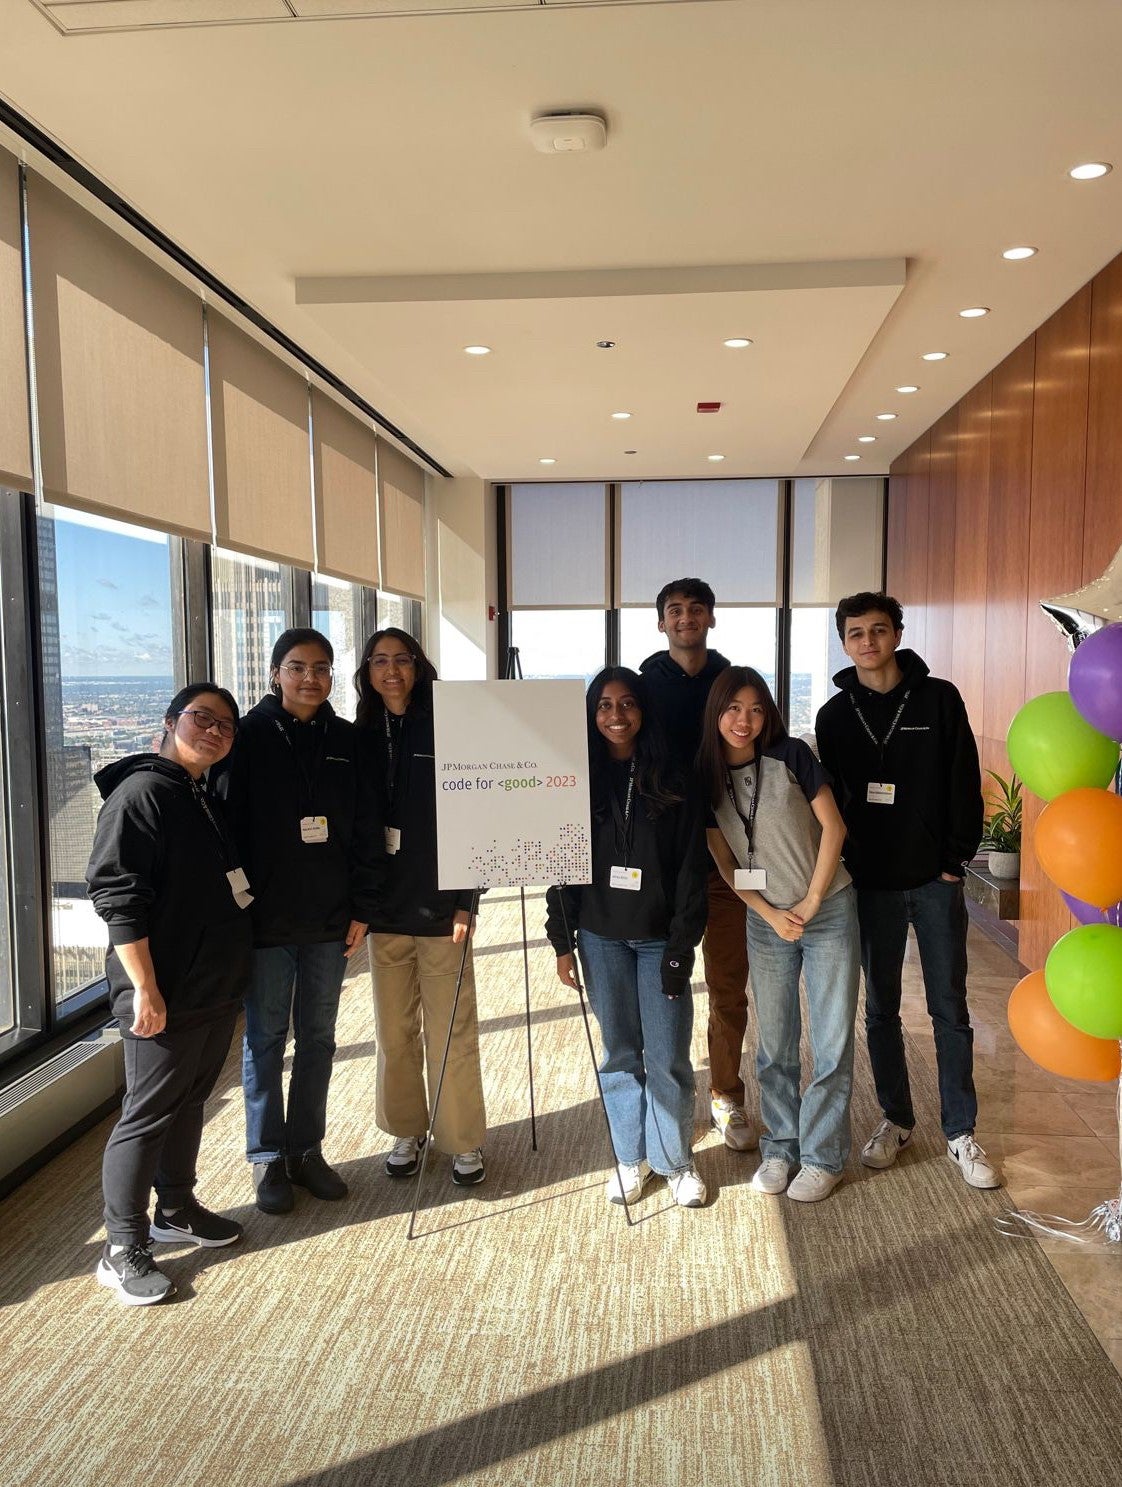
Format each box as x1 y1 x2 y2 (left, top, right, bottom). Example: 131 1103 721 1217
86 578 1000 1307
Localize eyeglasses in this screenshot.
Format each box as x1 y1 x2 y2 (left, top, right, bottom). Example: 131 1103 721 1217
368 654 416 671
178 708 237 739
279 662 334 680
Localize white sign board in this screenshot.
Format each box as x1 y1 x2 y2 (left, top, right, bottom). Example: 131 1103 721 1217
433 680 592 890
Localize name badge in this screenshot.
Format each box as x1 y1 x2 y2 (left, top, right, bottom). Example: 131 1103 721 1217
867 782 896 806
226 867 254 909
300 815 329 844
384 826 401 855
610 865 642 892
734 868 768 891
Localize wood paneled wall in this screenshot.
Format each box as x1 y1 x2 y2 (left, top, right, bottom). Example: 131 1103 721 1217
887 254 1122 972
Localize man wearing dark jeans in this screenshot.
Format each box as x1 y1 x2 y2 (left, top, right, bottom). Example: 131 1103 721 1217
814 591 1000 1189
640 577 756 1153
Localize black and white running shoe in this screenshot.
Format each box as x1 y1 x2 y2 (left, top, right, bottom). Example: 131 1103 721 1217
96 1242 175 1306
150 1198 243 1248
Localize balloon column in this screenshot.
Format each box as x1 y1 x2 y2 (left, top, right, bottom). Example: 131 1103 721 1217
1002 622 1122 1245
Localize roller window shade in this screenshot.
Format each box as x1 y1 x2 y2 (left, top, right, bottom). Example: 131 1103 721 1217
208 311 314 567
619 480 780 606
509 483 608 608
312 391 380 587
378 440 426 600
791 477 885 604
0 148 31 491
27 174 209 535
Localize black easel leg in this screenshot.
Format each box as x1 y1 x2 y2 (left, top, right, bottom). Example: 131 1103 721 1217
519 886 538 1152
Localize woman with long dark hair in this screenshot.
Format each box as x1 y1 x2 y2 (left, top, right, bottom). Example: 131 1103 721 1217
546 667 709 1207
699 665 858 1202
221 627 385 1216
87 682 252 1304
354 627 487 1187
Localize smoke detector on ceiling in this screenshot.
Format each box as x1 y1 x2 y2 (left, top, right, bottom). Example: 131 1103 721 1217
529 112 608 154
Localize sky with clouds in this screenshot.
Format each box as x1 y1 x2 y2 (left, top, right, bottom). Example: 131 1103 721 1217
54 518 173 679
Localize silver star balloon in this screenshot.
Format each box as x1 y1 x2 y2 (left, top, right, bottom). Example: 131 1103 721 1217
1041 539 1122 649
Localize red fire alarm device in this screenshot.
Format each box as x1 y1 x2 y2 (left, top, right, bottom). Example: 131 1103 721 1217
697 401 722 413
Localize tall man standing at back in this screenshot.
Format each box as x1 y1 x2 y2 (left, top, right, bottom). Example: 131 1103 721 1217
815 591 999 1188
640 578 757 1152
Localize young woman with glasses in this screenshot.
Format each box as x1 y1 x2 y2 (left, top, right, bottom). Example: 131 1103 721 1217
353 627 487 1188
219 627 386 1216
87 683 252 1304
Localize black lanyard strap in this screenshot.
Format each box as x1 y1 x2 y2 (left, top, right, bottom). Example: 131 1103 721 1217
724 758 762 868
608 759 637 865
273 715 327 810
848 688 911 759
194 781 234 868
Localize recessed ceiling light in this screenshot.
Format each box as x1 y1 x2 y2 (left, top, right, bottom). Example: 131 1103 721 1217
596 340 616 349
463 345 491 355
707 454 725 462
611 411 631 420
922 351 949 361
844 454 861 462
857 435 877 443
959 306 990 318
1070 162 1112 180
539 457 556 465
876 412 898 421
1003 246 1037 260
624 449 637 455
896 384 920 393
723 337 753 348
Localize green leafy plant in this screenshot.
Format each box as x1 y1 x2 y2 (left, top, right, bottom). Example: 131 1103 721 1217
982 770 1022 853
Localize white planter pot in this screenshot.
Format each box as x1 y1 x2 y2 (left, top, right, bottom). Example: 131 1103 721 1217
988 850 1020 880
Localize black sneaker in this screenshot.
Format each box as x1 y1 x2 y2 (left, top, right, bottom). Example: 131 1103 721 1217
286 1151 348 1201
253 1158 294 1214
385 1134 427 1178
150 1198 243 1248
96 1242 175 1306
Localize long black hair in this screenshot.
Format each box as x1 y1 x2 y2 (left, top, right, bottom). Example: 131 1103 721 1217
586 667 682 818
353 627 439 729
697 665 787 810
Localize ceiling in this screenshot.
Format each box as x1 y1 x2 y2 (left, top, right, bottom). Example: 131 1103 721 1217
4 0 1122 480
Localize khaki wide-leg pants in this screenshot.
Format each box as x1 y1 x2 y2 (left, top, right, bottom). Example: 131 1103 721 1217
369 932 487 1153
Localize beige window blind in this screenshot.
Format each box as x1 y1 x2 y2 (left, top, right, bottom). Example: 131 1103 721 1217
0 147 31 492
312 389 379 587
27 173 210 535
378 440 426 600
208 310 315 567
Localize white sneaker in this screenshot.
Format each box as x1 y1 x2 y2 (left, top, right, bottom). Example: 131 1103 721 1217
751 1156 792 1195
606 1159 652 1204
861 1119 913 1170
452 1148 486 1187
667 1166 707 1208
710 1095 759 1152
385 1134 427 1178
947 1134 1001 1189
787 1165 843 1203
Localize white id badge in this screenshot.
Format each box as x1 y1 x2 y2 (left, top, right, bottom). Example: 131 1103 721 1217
384 826 401 855
226 868 254 909
867 782 896 805
734 868 768 891
300 815 329 844
609 865 643 892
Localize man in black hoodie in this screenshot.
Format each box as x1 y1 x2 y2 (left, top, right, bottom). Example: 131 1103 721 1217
640 578 757 1154
815 592 1000 1189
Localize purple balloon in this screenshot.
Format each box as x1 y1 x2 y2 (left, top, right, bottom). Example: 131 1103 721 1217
1069 622 1122 742
1062 890 1122 927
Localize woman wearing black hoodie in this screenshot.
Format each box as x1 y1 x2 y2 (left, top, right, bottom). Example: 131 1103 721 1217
220 628 385 1215
87 682 252 1305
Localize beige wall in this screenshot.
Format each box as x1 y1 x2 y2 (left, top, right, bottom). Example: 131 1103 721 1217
427 475 497 679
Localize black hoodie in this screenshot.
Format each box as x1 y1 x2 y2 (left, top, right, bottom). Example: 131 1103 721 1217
814 649 983 890
218 695 386 947
639 648 732 773
86 754 253 1029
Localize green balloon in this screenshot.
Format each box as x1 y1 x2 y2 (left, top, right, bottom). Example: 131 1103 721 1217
1045 925 1122 1039
1007 691 1119 801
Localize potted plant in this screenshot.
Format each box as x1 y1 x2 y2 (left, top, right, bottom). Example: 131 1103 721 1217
982 770 1022 880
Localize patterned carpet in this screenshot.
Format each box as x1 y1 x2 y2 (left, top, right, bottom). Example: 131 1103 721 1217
2 887 1121 1487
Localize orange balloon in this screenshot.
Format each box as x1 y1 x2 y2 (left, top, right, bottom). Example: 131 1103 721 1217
1008 970 1121 1082
1034 787 1122 908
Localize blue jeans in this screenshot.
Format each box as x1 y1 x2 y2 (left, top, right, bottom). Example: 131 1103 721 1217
577 931 696 1175
746 885 859 1174
858 878 977 1139
243 941 348 1163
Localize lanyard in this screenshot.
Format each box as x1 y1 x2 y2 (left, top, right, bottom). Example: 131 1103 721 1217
724 758 761 869
272 715 326 811
608 759 637 866
848 688 911 760
383 709 405 812
193 780 234 868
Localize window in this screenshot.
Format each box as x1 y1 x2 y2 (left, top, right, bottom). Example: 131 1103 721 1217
312 573 367 721
210 548 290 710
377 589 422 644
509 609 605 683
0 656 12 1035
620 606 777 686
37 504 180 1003
790 608 847 736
